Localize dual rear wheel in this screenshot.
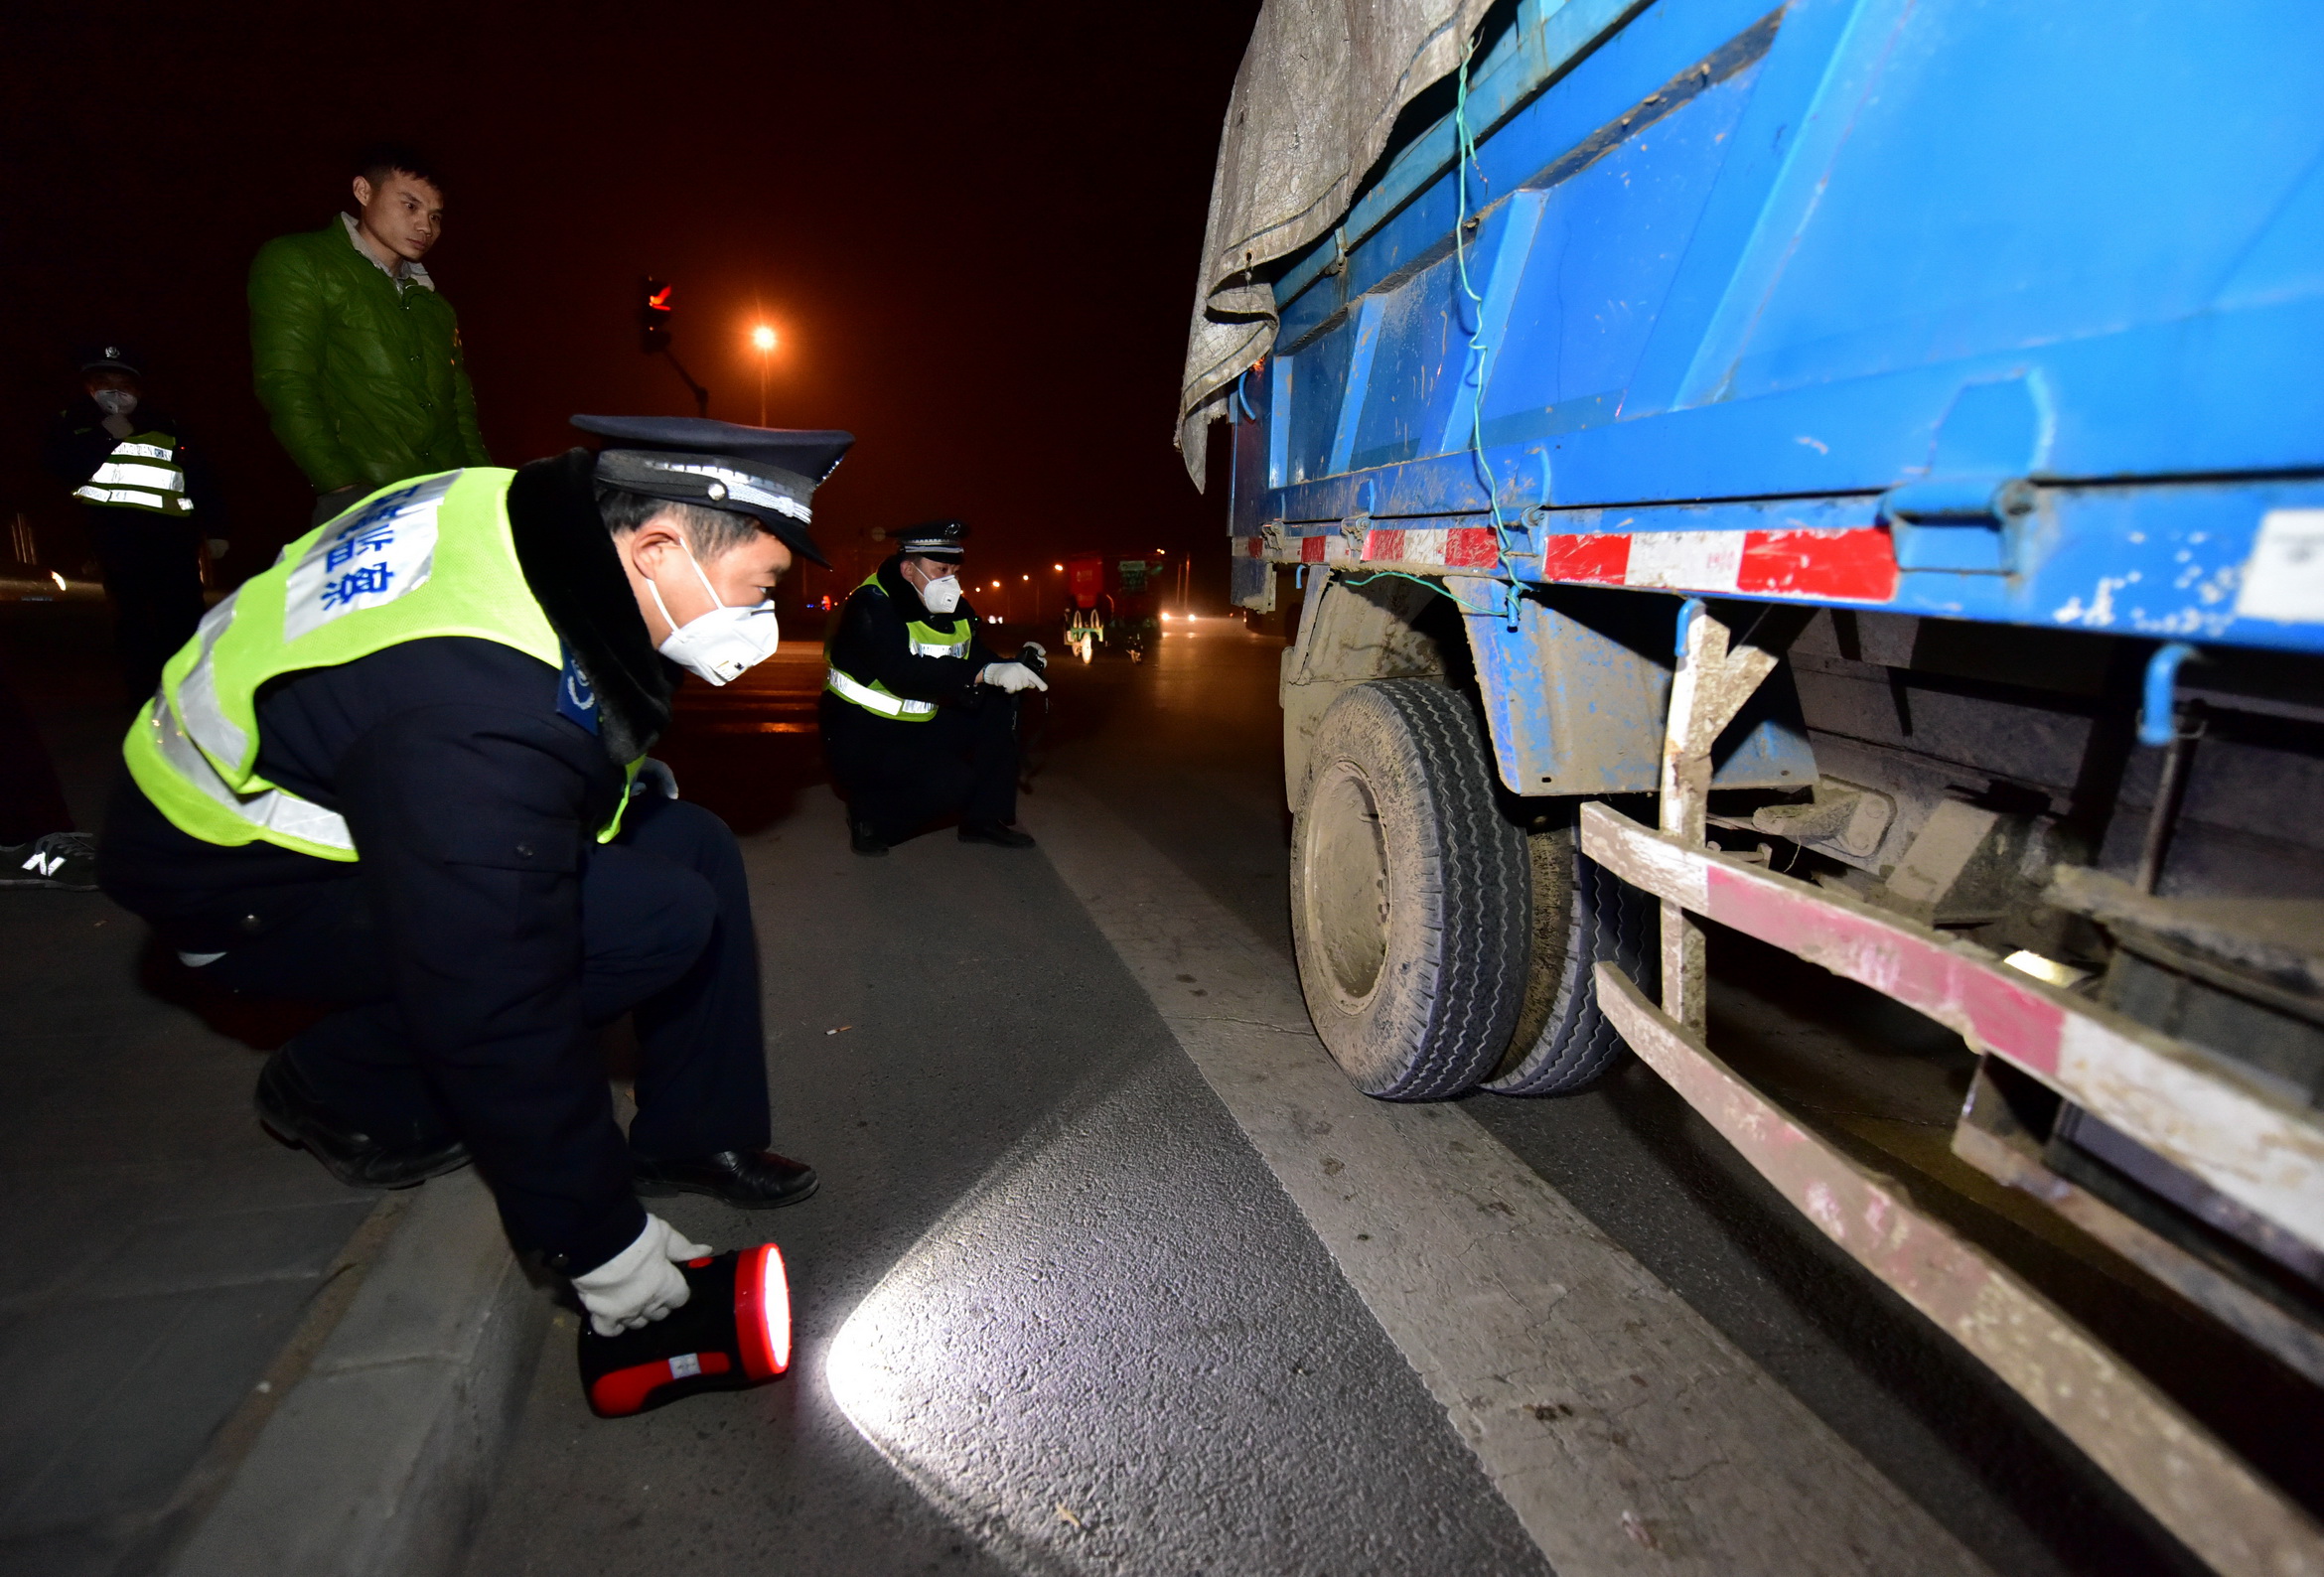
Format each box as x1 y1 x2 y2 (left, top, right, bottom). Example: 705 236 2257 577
1289 678 1653 1101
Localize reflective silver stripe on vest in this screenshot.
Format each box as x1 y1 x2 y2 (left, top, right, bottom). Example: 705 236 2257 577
86 460 187 492
175 594 250 766
824 666 935 717
144 694 355 852
908 638 965 656
74 439 192 512
74 486 191 511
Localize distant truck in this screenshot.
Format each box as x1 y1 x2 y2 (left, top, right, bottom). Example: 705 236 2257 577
1062 552 1159 661
1181 1 2324 1568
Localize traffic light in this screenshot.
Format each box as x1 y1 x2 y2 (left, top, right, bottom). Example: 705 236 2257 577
640 278 674 353
637 276 708 416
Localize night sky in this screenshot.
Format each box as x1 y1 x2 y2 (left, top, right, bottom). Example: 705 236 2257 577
0 1 1261 611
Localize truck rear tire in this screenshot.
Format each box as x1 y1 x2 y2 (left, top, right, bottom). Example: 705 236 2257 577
1483 809 1656 1096
1290 680 1528 1099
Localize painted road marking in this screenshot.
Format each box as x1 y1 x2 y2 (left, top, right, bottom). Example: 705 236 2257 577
1037 779 1991 1577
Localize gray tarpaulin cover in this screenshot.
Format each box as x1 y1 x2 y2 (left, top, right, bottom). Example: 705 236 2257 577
1178 0 1491 486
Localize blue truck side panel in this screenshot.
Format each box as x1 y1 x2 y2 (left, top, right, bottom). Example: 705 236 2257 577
1229 0 2324 706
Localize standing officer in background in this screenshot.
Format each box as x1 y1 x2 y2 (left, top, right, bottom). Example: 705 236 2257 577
43 345 227 699
821 520 1048 856
99 416 845 1342
249 143 490 527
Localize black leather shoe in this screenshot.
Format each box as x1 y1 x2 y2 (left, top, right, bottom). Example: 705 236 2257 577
958 820 1036 848
850 818 889 857
633 1149 819 1210
254 1048 471 1190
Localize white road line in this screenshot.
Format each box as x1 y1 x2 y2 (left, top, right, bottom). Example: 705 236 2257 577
1035 779 1992 1577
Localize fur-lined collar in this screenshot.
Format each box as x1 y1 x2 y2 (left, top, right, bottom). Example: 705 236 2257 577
506 450 672 763
873 552 926 615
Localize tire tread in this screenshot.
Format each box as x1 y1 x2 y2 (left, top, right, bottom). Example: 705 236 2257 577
1291 679 1528 1101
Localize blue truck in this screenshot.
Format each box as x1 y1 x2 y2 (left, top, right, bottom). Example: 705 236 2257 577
1183 1 2324 1565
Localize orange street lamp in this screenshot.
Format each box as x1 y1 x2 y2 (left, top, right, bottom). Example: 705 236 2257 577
750 325 777 425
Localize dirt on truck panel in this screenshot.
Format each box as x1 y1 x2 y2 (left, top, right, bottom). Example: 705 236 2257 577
1185 0 2324 1571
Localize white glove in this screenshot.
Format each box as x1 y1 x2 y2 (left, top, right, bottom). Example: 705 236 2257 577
1021 642 1047 661
980 661 1050 694
571 1215 712 1338
633 758 679 800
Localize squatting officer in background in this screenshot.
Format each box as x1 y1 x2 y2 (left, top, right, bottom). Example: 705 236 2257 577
98 416 848 1341
821 519 1048 856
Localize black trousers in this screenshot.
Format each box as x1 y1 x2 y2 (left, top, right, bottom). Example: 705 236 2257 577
0 655 73 843
83 506 205 701
820 691 1019 842
202 794 771 1161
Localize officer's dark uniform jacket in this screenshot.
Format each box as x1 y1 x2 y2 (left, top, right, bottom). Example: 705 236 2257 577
822 556 997 723
100 450 673 1272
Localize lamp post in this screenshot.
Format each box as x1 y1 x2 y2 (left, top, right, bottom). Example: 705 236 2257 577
751 324 777 426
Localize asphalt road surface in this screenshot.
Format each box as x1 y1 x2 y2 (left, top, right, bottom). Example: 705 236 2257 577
464 620 2245 1577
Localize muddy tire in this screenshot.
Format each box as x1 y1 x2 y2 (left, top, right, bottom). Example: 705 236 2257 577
1484 806 1656 1096
1290 680 1528 1099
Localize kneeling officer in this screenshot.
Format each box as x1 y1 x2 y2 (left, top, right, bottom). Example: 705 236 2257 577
100 416 848 1339
821 519 1048 855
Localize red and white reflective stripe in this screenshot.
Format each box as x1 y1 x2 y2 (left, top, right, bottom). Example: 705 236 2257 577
1352 523 1897 602
1536 526 1897 602
1359 525 1502 570
1243 531 1355 564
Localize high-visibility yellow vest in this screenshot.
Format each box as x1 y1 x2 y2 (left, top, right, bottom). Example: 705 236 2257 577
122 470 639 862
823 570 971 721
73 429 195 515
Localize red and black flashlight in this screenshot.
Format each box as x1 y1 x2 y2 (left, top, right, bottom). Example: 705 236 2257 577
577 1243 791 1417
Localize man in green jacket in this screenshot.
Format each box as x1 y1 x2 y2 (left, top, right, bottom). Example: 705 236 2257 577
249 144 490 526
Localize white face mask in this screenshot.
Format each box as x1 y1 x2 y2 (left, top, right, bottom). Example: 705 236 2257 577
646 546 780 686
920 572 962 615
92 389 139 416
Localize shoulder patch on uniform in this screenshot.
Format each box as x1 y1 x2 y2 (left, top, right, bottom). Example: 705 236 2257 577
556 642 599 734
282 473 457 641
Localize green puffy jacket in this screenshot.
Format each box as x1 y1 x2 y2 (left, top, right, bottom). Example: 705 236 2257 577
248 218 490 495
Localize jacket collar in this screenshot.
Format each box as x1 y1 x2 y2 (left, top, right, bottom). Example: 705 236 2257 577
337 214 436 292
874 553 929 617
505 450 672 763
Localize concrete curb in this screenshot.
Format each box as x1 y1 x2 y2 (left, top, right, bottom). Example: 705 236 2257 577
164 1168 550 1577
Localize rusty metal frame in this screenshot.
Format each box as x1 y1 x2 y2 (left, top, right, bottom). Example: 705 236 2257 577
1655 601 1777 1031
1578 606 2324 1573
1952 1061 2324 1387
1592 961 2324 1577
1579 804 2324 1257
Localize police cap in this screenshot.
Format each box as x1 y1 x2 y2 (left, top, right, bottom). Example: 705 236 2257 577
895 519 969 561
571 414 853 568
78 344 141 376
